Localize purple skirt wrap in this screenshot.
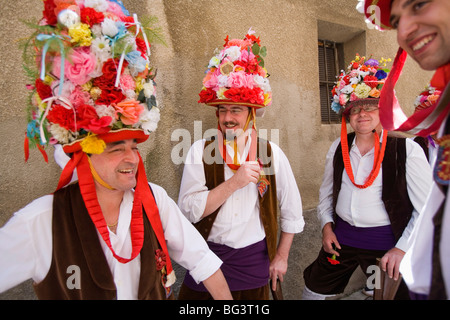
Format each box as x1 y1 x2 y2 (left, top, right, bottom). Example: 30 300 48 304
334 216 396 251
183 239 270 292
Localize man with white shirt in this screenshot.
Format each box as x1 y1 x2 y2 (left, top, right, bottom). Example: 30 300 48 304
302 55 432 299
362 0 450 300
177 31 305 300
0 0 232 300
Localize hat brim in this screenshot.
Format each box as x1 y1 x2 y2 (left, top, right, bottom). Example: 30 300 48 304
205 99 266 109
364 0 393 30
343 98 380 115
62 128 149 154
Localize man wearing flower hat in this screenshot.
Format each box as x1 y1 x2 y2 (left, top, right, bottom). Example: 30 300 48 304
362 0 450 299
302 55 432 300
0 0 232 300
177 31 305 300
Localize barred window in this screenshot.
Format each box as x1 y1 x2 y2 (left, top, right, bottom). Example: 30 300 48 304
318 40 343 124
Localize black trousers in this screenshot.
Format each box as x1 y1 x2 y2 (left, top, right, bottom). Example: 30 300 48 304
303 244 410 299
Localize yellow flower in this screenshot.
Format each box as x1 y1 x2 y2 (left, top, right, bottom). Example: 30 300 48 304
80 134 106 154
264 93 272 106
69 23 92 47
217 87 227 99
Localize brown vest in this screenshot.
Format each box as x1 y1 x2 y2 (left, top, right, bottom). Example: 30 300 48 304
332 132 414 241
193 137 279 261
34 183 173 300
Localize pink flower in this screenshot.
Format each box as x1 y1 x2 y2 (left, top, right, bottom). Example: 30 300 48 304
204 73 219 90
53 47 97 86
120 74 136 91
239 49 255 63
339 94 348 105
227 71 247 88
69 86 91 108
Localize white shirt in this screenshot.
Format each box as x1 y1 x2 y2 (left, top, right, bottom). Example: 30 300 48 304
400 120 450 297
317 131 433 251
178 137 304 249
0 183 222 299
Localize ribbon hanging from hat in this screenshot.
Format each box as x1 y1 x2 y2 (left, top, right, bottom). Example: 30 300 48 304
379 48 450 137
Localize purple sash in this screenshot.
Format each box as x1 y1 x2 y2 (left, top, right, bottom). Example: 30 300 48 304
183 239 270 292
334 216 396 251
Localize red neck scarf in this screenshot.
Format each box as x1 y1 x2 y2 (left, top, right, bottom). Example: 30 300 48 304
55 151 174 278
379 47 450 137
340 116 387 189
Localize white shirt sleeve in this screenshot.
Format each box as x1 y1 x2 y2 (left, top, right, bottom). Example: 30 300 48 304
269 142 305 233
0 195 53 293
395 138 433 251
151 183 222 283
177 139 210 224
317 138 341 230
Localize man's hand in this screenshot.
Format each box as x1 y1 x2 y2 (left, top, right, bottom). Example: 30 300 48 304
379 247 405 281
322 222 341 256
269 253 288 291
230 161 261 189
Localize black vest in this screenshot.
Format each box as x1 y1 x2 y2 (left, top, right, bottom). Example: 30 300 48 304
34 183 173 300
332 132 414 241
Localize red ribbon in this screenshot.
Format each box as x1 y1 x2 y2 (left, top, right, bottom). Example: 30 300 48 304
379 47 450 137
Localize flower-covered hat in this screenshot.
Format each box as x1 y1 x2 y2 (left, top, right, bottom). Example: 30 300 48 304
414 86 442 113
23 0 163 160
198 28 272 109
331 54 391 115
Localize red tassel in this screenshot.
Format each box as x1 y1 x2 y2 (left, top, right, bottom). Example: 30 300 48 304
36 143 49 163
24 133 30 163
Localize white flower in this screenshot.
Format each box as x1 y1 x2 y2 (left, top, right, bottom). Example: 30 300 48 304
143 82 155 98
101 18 119 38
139 107 160 134
340 84 354 94
253 75 271 92
222 46 241 62
208 56 220 68
84 0 109 12
91 36 111 62
49 124 71 144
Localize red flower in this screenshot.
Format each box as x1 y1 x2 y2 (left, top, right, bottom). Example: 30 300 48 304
42 0 57 25
80 7 105 27
47 104 76 131
76 104 111 134
102 58 128 81
155 249 166 271
35 79 53 100
135 37 148 57
245 34 261 46
327 254 340 265
364 75 379 88
198 88 216 103
96 88 126 105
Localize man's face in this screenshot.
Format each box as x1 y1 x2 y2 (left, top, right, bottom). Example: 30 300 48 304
217 105 250 137
89 139 139 191
390 0 450 71
348 104 382 134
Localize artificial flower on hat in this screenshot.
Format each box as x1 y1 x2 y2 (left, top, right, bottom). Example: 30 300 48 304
331 54 391 115
22 0 165 160
198 28 272 109
414 85 442 113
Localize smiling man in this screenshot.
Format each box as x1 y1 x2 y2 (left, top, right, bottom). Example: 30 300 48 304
363 0 450 299
177 31 304 300
0 0 232 300
302 56 432 300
